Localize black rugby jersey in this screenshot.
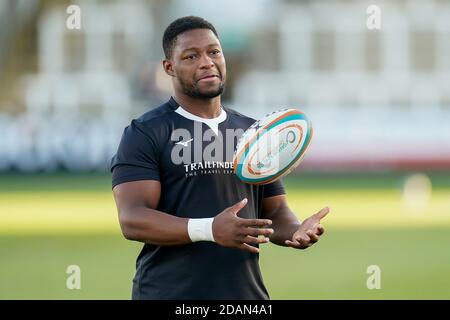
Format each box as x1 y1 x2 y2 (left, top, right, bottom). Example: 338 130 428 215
111 97 285 300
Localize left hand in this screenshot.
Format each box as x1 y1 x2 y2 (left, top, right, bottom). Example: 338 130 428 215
285 207 329 249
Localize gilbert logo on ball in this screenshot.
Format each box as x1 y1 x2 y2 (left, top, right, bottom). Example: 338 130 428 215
233 109 313 185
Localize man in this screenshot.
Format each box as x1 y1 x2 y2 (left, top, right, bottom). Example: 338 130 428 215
111 16 329 300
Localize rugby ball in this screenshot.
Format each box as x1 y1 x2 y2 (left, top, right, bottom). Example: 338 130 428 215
233 109 313 185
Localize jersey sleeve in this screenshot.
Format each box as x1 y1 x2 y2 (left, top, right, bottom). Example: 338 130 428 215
263 179 286 198
110 119 161 188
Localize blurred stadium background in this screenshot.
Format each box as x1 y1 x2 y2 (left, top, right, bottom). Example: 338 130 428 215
0 0 449 299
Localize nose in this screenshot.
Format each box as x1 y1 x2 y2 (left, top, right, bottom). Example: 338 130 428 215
198 53 214 69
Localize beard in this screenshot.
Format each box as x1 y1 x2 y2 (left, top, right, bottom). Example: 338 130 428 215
178 76 226 100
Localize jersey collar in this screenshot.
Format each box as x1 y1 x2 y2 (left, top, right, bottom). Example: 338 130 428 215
169 97 227 135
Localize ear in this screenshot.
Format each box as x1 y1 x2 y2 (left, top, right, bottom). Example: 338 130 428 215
163 59 175 77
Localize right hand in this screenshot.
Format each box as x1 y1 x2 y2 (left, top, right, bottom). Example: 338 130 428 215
212 198 274 254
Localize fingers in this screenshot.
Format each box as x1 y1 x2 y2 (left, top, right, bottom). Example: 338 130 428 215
243 227 274 237
286 230 319 249
236 236 269 254
229 198 248 215
285 239 311 249
238 243 260 254
312 207 330 222
242 235 270 245
240 218 272 227
294 233 311 245
315 224 325 236
285 233 311 249
306 230 320 243
235 227 272 254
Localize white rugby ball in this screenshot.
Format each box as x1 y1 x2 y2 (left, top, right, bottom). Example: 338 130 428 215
233 109 313 185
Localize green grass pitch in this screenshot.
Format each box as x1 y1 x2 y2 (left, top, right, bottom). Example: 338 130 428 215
0 172 449 299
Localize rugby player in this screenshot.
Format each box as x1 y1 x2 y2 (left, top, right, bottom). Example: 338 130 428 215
111 16 329 300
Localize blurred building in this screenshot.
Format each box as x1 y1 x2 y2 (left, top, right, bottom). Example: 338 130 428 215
0 0 449 172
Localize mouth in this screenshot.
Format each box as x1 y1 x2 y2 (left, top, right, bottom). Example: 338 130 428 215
197 74 220 82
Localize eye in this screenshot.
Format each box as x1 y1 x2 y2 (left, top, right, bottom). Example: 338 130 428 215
183 54 197 60
210 49 221 55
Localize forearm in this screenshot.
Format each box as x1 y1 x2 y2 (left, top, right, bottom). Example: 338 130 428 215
119 206 191 246
268 207 301 246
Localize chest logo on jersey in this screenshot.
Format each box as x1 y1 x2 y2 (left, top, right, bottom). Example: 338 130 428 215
175 138 193 147
170 122 244 177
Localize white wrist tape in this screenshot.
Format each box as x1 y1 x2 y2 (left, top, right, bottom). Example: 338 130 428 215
187 218 215 242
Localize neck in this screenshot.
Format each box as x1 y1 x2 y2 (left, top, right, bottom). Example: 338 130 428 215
173 93 222 119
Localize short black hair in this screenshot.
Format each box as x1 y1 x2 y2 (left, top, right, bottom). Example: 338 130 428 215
162 16 219 59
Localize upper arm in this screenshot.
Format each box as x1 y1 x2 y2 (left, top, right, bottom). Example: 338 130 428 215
261 179 287 220
110 119 164 218
261 195 288 221
262 194 301 228
110 120 162 187
262 179 286 199
110 118 164 211
113 180 161 211
113 180 161 239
